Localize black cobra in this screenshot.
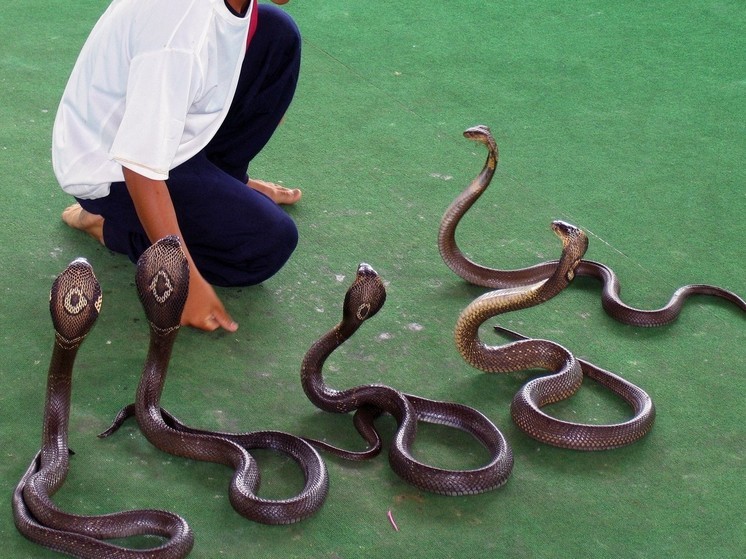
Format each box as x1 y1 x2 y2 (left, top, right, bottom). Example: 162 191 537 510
12 258 194 558
439 124 746 326
300 263 514 495
101 236 328 525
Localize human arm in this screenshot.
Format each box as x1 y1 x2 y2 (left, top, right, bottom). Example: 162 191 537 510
122 167 238 332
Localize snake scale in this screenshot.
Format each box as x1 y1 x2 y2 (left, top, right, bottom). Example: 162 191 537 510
439 125 746 326
12 258 194 558
100 236 329 525
301 263 514 495
441 124 743 449
17 124 739 552
454 221 655 449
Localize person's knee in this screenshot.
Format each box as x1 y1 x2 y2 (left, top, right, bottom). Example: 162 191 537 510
268 212 299 266
244 213 298 285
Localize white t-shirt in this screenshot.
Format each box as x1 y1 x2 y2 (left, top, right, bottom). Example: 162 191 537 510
52 0 252 199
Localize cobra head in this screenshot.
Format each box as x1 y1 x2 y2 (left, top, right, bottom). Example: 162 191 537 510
462 124 498 176
135 236 190 331
463 124 493 144
551 220 588 251
50 258 102 347
342 263 387 325
550 220 589 280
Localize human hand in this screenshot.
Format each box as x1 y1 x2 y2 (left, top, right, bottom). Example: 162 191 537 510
181 270 238 332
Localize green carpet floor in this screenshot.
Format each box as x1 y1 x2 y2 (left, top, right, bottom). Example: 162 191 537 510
1 1 744 557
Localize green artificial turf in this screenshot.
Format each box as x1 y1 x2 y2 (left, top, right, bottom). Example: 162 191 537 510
1 1 744 557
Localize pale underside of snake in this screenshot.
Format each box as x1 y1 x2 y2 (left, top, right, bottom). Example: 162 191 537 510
454 220 655 450
439 125 746 327
100 236 329 525
300 263 514 496
12 258 194 559
440 124 741 449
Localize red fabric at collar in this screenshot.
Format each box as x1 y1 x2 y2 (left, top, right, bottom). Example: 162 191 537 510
247 0 258 47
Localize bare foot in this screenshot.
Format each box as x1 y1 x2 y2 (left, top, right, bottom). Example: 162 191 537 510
62 203 105 245
247 179 302 205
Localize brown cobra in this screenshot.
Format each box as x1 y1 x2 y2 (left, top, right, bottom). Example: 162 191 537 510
454 221 655 449
439 125 746 326
12 258 194 558
301 263 514 495
100 236 329 525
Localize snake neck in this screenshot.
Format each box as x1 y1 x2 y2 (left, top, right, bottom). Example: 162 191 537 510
30 344 79 502
455 285 538 372
454 267 575 373
53 332 86 351
301 325 347 409
136 329 179 422
301 320 383 415
438 164 497 286
438 163 562 289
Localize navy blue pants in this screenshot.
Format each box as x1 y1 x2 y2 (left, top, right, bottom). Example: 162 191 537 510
78 5 301 287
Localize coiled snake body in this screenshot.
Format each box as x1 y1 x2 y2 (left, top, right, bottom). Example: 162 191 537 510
439 125 746 326
441 125 743 449
12 258 194 558
455 222 655 449
101 236 329 525
301 263 514 495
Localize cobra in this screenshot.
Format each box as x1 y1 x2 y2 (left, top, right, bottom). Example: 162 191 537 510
12 258 194 558
454 221 656 450
301 263 514 495
101 236 329 525
439 125 746 326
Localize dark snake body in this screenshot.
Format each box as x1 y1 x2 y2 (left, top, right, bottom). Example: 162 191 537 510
301 263 514 495
438 124 742 450
439 125 746 327
495 324 656 450
102 237 328 525
12 258 194 558
454 222 655 449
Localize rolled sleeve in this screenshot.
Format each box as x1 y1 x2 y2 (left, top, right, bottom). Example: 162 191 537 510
109 49 200 180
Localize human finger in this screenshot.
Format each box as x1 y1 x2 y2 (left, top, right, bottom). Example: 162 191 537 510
212 308 239 333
